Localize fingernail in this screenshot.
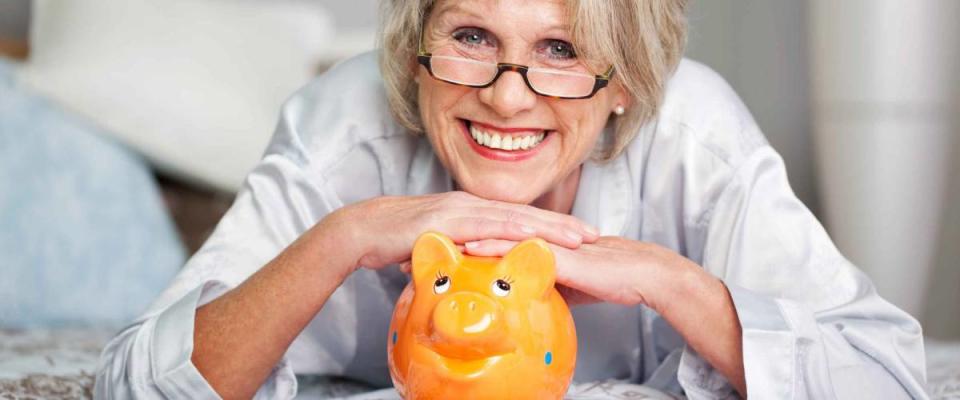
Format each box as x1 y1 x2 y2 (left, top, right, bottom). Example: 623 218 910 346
565 230 583 243
584 225 599 236
520 225 536 234
465 242 479 249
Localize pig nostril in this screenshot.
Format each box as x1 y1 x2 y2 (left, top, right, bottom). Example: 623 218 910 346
449 301 457 310
469 301 476 311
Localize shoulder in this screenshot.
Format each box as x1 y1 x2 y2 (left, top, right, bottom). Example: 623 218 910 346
638 58 769 169
621 59 781 232
266 51 419 173
263 51 433 201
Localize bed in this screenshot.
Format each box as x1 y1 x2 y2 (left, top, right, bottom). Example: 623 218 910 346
1 328 958 399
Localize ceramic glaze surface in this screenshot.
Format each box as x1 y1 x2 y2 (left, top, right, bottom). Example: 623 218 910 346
387 232 577 399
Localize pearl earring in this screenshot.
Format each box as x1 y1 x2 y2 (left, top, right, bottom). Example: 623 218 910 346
613 105 625 116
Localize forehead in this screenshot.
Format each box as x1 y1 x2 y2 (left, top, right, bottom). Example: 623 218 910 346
429 0 571 32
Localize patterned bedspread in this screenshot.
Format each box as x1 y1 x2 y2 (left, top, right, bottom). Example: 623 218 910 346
1 328 957 399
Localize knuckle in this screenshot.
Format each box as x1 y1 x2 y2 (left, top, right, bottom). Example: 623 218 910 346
472 218 490 236
421 212 441 231
503 209 520 223
449 190 472 201
559 217 583 232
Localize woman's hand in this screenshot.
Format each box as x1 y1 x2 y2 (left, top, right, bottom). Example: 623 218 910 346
333 191 600 272
460 236 698 312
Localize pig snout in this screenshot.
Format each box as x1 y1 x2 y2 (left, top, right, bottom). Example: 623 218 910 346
428 292 514 359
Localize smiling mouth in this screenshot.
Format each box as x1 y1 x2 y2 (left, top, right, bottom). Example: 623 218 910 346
419 343 512 378
461 119 552 152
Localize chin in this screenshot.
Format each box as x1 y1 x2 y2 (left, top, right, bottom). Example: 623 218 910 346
457 177 545 205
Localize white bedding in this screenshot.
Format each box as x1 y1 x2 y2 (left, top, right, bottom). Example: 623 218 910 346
1 328 957 399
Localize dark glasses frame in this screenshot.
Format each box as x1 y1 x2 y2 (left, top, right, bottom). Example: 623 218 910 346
416 29 615 100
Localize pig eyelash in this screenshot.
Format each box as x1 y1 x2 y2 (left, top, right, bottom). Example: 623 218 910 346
502 275 515 284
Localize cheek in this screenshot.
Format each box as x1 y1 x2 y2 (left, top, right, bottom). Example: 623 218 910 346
418 77 471 131
553 103 611 152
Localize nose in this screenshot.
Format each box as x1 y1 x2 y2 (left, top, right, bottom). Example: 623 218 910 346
478 69 538 118
429 292 513 359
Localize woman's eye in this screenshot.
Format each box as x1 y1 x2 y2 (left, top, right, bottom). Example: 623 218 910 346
492 279 511 297
452 28 490 47
434 276 451 294
545 39 576 59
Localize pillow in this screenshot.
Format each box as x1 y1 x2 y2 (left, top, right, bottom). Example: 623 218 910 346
17 0 333 192
0 57 185 328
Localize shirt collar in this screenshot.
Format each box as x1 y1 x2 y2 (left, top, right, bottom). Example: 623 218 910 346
571 148 633 236
407 135 453 195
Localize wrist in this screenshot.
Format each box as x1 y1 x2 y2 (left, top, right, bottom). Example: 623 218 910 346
315 205 367 277
645 249 710 317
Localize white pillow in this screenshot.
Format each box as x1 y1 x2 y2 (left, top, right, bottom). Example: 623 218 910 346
18 0 333 192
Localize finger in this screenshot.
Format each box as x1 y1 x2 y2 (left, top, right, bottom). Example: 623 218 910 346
442 191 597 245
556 284 601 306
463 239 519 256
448 210 582 249
553 253 593 289
399 260 412 274
476 201 600 242
546 244 610 299
442 217 540 245
471 206 597 247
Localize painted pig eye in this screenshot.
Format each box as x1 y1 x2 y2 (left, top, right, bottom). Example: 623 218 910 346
492 279 511 297
434 275 451 294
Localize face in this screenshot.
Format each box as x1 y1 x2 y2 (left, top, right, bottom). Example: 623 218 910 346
417 0 628 204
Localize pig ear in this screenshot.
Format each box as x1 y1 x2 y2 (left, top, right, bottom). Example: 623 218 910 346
411 231 461 287
501 238 556 297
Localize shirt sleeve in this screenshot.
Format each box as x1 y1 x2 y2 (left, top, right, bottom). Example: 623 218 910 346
677 146 928 399
94 87 346 399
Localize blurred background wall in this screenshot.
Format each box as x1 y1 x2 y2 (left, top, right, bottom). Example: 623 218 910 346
0 0 956 338
686 0 959 340
686 0 817 213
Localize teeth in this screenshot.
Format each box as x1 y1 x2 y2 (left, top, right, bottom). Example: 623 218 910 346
468 122 547 151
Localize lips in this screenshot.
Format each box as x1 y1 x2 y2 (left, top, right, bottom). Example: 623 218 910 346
459 119 553 162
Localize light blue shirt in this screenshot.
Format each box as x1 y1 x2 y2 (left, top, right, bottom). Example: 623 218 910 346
94 52 928 399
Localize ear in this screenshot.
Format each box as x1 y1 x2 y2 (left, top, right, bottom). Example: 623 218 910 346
411 231 461 288
500 238 556 297
611 80 632 110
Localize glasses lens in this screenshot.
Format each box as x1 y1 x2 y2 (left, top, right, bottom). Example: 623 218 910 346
527 68 598 98
430 56 497 86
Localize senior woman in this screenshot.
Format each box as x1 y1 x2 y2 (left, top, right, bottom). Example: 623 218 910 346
96 0 926 399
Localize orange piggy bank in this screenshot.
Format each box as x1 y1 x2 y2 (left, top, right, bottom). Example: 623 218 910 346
387 231 577 399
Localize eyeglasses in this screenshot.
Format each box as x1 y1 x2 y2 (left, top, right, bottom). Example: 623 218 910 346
417 32 615 100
